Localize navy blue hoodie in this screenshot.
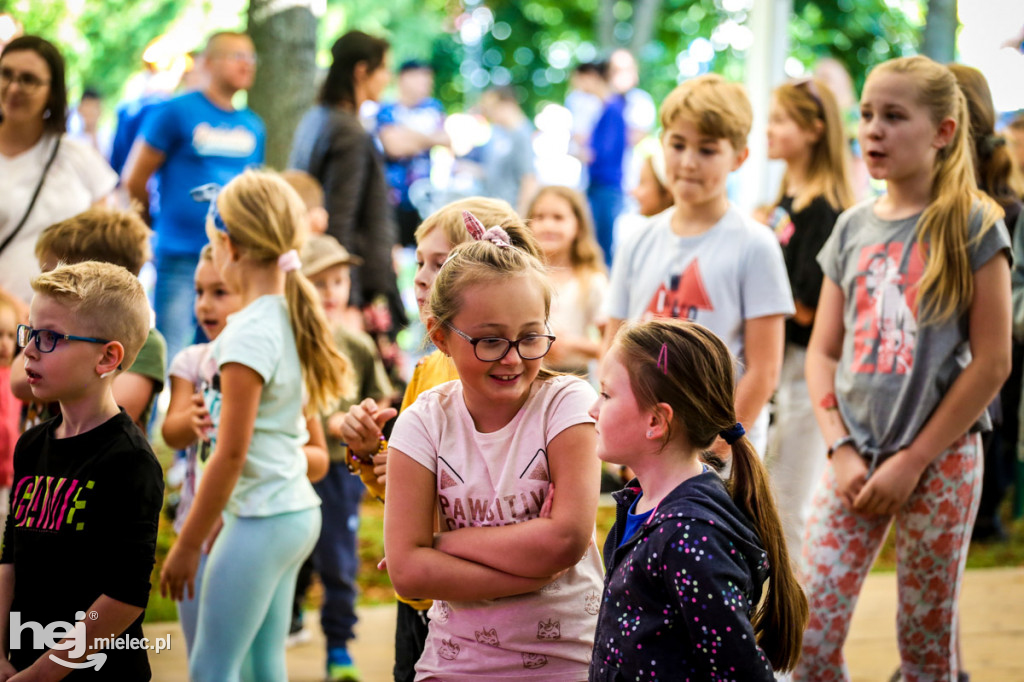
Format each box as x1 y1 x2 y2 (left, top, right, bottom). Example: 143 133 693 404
589 471 774 681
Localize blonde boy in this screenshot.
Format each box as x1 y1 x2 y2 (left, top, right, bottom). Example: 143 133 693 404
0 262 164 678
13 208 168 432
602 74 794 454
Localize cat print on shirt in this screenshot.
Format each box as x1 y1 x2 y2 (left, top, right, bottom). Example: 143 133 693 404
537 618 561 640
475 627 500 647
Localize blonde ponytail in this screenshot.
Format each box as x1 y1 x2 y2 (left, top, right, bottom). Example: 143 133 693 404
213 171 353 413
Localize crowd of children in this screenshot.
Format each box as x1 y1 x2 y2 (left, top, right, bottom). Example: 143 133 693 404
0 41 1021 682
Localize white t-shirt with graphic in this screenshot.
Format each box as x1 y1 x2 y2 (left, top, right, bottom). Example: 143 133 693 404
604 204 794 370
389 375 604 681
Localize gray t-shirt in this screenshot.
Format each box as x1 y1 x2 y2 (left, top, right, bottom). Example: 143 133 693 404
481 120 534 207
604 204 794 371
819 199 1011 464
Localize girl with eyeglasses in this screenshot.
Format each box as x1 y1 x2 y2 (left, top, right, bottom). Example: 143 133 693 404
383 212 604 680
762 76 855 564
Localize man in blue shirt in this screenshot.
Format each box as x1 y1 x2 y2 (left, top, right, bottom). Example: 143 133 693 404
573 61 626 267
376 60 450 247
125 32 265 366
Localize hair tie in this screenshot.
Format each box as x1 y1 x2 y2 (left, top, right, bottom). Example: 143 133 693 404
719 422 745 445
277 249 301 273
980 134 1006 157
656 342 668 375
462 211 512 248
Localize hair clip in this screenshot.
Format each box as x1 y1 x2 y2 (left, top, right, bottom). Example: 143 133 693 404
207 196 229 234
462 211 512 248
277 249 301 273
656 342 668 375
719 422 745 445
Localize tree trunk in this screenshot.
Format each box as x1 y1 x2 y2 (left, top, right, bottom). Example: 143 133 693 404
921 0 958 63
246 0 318 169
629 0 662 55
596 0 615 50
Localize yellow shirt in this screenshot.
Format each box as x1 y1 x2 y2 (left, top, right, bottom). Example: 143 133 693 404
388 350 458 610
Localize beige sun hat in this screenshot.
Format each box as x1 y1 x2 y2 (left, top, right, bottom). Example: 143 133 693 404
300 233 363 278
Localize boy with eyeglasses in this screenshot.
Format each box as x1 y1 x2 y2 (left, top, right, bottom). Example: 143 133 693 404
0 261 163 679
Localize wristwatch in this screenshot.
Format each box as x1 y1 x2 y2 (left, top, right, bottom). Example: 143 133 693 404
827 434 855 459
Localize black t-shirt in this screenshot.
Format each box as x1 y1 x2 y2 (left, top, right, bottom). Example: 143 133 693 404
776 194 842 347
0 410 163 679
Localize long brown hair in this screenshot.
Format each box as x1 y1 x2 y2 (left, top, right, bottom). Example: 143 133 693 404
868 57 1003 324
526 186 606 275
773 78 855 212
614 319 808 672
947 63 1024 207
211 171 352 413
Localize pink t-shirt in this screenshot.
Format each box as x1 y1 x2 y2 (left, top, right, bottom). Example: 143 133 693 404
389 375 604 681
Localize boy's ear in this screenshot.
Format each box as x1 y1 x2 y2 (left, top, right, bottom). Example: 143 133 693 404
97 341 125 378
731 145 750 171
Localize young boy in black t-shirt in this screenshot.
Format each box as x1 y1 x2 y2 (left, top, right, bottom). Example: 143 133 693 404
0 261 164 680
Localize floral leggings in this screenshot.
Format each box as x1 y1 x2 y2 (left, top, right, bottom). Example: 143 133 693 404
793 434 982 682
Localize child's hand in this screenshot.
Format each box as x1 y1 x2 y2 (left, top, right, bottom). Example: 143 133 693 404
831 445 869 510
189 392 213 443
159 542 201 602
0 657 17 681
372 448 388 487
339 398 397 460
853 451 925 516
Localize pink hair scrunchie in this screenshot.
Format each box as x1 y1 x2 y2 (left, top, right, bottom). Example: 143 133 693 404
277 249 302 273
461 211 512 248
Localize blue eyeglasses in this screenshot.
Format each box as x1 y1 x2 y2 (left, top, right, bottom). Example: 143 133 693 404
17 325 111 353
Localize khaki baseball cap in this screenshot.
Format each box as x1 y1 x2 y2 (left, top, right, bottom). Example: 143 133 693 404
300 233 363 278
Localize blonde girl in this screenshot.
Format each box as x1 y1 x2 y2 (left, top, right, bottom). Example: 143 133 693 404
590 319 807 679
763 77 855 561
383 215 604 679
160 170 350 681
527 186 608 375
799 56 1011 681
338 196 543 682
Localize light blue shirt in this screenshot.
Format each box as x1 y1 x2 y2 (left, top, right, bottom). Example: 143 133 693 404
208 295 319 516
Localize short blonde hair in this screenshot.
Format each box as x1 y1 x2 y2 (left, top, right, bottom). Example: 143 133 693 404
660 74 752 152
280 169 325 212
414 197 543 260
35 207 152 275
31 261 150 369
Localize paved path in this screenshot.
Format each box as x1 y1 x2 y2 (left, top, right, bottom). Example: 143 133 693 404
147 567 1024 681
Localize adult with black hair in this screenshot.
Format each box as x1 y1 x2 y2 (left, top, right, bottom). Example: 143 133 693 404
289 31 402 334
0 35 116 303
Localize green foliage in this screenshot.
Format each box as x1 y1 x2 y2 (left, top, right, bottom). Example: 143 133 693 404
791 0 922 95
1 0 183 101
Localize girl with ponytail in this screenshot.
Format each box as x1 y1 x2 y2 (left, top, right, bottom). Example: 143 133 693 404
161 170 351 680
799 56 1011 680
589 318 807 680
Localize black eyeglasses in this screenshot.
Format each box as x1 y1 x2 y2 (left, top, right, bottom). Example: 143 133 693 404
0 68 50 93
443 321 555 362
17 325 111 354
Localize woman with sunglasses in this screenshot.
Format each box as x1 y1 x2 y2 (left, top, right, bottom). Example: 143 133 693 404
0 36 116 304
762 76 855 564
383 213 604 680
